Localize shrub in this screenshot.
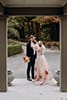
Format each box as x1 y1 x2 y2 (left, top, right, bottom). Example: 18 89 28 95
8 28 20 41
8 39 21 45
43 41 60 49
8 39 22 56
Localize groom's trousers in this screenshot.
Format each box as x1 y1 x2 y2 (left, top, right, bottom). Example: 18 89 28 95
27 56 35 79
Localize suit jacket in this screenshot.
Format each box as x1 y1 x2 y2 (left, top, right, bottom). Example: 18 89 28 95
26 41 36 59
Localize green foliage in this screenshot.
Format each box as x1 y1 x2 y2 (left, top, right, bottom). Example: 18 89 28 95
8 16 59 42
8 16 37 41
8 28 20 40
8 16 26 28
43 27 51 34
8 39 22 56
8 16 36 28
43 27 51 41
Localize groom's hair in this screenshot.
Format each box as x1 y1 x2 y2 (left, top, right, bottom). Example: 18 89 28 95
29 35 34 40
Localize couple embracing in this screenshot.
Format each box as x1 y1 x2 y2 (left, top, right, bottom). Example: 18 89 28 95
26 35 57 85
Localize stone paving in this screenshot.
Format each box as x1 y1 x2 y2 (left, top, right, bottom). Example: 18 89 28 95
0 79 67 100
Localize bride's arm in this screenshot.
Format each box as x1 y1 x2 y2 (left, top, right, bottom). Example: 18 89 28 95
42 45 46 54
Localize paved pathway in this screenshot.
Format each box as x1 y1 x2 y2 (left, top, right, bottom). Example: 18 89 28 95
0 79 67 100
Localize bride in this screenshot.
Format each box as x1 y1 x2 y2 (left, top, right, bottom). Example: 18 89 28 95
31 40 57 85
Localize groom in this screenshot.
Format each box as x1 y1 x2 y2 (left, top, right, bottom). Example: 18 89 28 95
26 35 36 81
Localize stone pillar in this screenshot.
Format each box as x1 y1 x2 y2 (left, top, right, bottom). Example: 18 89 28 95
0 16 7 92
61 15 67 92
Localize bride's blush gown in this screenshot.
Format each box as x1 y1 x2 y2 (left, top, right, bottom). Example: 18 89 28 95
31 42 57 85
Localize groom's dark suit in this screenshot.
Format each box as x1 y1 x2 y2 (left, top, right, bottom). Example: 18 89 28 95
26 41 36 80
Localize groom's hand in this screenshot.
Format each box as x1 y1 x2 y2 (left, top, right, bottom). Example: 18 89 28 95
33 40 37 44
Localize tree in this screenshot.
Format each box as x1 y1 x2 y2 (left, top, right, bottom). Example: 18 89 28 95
32 16 60 41
8 16 26 28
8 16 27 41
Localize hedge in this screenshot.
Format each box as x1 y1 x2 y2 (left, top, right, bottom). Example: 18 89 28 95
8 28 20 41
8 39 22 56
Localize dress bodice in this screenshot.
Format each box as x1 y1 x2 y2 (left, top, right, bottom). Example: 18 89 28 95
31 41 46 57
37 45 46 56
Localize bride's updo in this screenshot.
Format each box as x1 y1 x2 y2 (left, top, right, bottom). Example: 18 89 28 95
38 41 43 47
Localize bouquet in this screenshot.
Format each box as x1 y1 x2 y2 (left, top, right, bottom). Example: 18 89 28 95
23 56 30 63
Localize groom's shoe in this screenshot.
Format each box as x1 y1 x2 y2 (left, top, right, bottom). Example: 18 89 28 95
27 78 32 81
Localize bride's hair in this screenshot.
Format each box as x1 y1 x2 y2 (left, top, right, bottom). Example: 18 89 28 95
38 41 43 47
